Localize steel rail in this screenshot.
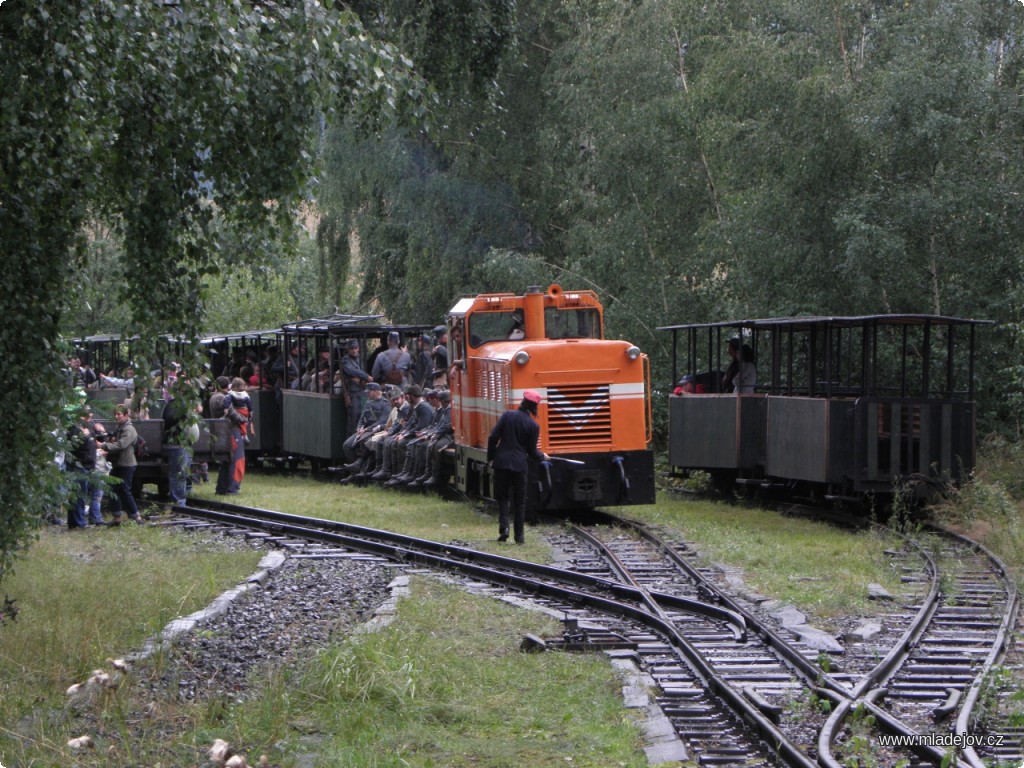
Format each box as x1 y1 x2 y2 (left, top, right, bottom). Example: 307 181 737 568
606 514 855 699
938 525 1020 768
179 499 817 767
571 523 818 767
177 498 748 634
605 513 985 768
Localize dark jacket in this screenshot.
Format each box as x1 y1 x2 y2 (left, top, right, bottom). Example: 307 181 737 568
357 396 392 430
402 398 436 436
341 354 371 392
163 397 189 444
487 407 543 474
67 426 97 471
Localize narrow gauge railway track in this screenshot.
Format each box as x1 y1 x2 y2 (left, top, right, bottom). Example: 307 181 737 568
821 528 1018 768
560 523 938 767
174 497 819 768
171 498 1015 767
571 514 1018 768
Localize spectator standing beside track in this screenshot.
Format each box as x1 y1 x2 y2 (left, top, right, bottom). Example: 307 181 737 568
65 417 96 529
486 390 549 544
217 378 251 495
208 376 230 418
83 409 109 525
163 382 194 506
101 404 142 525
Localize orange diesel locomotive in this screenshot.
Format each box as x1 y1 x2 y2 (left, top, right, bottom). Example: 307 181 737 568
446 284 655 510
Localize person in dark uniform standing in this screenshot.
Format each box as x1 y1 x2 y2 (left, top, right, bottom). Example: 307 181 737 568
486 389 549 544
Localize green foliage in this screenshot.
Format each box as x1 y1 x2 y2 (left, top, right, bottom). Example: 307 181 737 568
315 0 1024 437
0 0 438 586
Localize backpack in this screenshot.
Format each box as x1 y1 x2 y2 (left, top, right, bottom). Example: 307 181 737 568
383 350 404 386
133 433 148 461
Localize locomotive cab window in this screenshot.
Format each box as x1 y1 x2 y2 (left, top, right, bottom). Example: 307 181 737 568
544 307 601 339
467 310 524 348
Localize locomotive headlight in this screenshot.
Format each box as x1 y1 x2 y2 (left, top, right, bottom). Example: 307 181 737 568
625 346 641 361
514 351 530 365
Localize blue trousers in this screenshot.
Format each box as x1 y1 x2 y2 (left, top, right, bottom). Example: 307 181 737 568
166 445 191 504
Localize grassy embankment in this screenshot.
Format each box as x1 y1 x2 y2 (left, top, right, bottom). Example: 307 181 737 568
2 448 1020 766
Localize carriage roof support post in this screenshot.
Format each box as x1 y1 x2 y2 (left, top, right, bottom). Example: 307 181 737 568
862 321 871 397
824 324 833 399
787 326 794 396
922 320 932 398
670 328 679 389
900 325 908 398
709 326 716 388
946 324 955 398
808 326 817 397
969 324 977 401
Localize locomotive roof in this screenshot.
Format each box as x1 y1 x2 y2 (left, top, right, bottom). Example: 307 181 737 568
657 313 992 333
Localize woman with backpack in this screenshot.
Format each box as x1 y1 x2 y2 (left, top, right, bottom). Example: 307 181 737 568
100 404 142 525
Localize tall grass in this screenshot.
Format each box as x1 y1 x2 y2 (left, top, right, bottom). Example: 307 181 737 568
620 498 905 622
0 525 261 764
210 579 648 768
932 438 1024 590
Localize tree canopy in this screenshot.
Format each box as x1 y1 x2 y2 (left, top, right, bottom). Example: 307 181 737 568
0 0 434 584
319 0 1024 429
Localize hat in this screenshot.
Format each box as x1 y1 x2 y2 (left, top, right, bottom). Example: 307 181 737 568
433 325 447 336
405 384 423 397
425 389 439 399
438 390 451 402
365 382 381 392
346 339 359 350
385 386 402 400
420 334 432 345
523 389 542 404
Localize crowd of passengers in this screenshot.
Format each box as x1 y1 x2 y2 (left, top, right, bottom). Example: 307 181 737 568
57 327 456 528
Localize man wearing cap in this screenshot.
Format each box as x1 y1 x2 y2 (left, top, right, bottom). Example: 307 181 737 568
374 384 431 482
341 339 373 437
371 331 411 389
389 388 443 486
487 390 549 543
345 387 406 482
412 333 434 388
410 389 455 489
341 381 391 467
431 325 449 386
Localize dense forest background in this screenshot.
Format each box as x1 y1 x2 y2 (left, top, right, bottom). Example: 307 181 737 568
6 1 1022 582
63 0 1024 436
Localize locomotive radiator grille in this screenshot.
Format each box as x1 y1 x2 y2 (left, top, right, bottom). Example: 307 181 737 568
546 383 613 448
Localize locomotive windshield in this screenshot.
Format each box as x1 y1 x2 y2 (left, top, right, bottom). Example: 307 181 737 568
467 310 524 348
544 307 600 339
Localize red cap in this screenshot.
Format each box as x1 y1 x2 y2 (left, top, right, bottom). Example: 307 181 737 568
523 389 542 404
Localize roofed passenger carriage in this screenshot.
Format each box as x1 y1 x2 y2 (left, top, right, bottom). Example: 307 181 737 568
277 315 433 468
659 314 989 502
